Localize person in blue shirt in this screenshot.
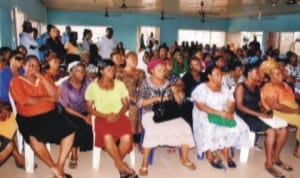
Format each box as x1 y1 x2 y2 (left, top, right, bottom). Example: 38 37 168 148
62 26 71 45
0 50 24 103
19 21 39 60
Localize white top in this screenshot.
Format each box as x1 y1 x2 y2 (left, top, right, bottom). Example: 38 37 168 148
20 32 39 60
96 36 115 59
191 83 234 112
137 50 149 77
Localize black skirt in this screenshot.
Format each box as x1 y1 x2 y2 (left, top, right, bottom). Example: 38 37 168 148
64 113 93 151
16 109 76 144
237 113 270 132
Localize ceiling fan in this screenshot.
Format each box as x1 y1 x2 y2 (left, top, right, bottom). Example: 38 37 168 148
104 8 121 18
160 11 175 21
248 7 277 20
120 0 147 9
198 1 218 23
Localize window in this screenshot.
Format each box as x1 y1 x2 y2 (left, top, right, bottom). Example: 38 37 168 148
11 7 28 47
240 31 263 47
56 25 107 43
178 29 226 47
268 32 300 55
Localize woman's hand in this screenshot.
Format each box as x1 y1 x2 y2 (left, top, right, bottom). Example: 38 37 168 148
218 111 233 120
105 113 119 123
259 112 272 119
84 115 92 125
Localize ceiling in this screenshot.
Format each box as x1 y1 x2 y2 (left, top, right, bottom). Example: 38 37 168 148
41 0 300 19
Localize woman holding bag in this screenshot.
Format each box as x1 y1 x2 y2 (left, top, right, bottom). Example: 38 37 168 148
137 59 195 176
192 65 251 169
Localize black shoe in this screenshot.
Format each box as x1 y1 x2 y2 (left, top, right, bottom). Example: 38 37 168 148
121 172 139 178
64 173 72 178
210 159 224 169
227 159 237 168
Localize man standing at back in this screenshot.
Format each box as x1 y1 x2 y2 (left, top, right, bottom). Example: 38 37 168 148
20 21 39 59
97 27 115 60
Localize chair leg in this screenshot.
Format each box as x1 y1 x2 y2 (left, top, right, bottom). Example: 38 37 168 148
129 149 135 167
148 148 155 165
197 153 205 160
16 130 24 154
230 147 235 157
46 143 51 152
92 147 102 170
24 142 34 173
240 132 256 163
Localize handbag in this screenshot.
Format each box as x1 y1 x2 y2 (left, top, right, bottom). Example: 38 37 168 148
152 86 182 123
207 113 236 128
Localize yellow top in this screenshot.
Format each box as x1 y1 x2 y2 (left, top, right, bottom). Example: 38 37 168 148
85 80 128 114
0 113 17 139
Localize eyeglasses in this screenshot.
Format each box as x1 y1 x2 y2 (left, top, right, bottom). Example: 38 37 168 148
14 56 24 61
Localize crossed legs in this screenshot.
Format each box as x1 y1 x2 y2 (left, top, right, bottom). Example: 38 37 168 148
29 132 74 178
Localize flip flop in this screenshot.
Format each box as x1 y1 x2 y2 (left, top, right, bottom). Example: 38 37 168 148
275 160 293 171
139 167 148 176
181 161 196 170
68 158 77 169
265 167 285 178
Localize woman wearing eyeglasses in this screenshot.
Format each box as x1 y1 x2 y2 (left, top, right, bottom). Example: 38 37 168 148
0 50 24 103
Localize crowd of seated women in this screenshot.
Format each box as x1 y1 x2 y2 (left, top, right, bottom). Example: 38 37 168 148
1 23 300 178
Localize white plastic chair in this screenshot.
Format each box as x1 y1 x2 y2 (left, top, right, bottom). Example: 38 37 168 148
9 92 51 173
239 131 256 163
91 115 135 170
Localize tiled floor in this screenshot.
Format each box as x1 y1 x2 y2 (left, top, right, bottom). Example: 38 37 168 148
1 132 299 178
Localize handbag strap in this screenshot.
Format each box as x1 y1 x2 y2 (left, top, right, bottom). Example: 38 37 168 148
159 84 172 105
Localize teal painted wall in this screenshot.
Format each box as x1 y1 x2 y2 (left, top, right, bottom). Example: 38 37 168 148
0 0 47 47
47 10 229 51
228 13 300 31
227 13 300 52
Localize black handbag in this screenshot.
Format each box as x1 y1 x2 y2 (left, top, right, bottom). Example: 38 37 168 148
152 86 183 123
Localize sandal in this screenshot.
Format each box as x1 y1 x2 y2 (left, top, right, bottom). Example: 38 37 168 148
53 173 72 178
275 160 293 171
227 159 237 168
210 159 224 169
68 158 77 169
181 161 196 170
265 167 285 178
293 153 300 159
139 167 148 176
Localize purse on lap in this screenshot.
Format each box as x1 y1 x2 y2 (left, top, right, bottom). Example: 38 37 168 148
152 86 183 123
207 113 236 128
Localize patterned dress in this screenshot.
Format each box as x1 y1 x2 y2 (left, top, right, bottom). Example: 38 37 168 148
137 77 195 148
116 69 146 134
192 83 252 155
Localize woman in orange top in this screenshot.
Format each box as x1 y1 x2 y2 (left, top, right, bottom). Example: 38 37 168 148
10 55 75 178
261 59 300 161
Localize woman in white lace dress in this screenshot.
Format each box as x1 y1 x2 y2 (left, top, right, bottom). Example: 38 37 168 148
138 59 195 176
192 65 252 169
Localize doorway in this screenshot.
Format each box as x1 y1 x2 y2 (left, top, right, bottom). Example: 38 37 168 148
136 26 160 52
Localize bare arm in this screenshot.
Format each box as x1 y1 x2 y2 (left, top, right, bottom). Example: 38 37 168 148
86 100 108 118
116 97 129 117
264 94 299 114
171 79 185 104
34 72 57 98
195 102 230 119
235 84 271 118
64 105 91 124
